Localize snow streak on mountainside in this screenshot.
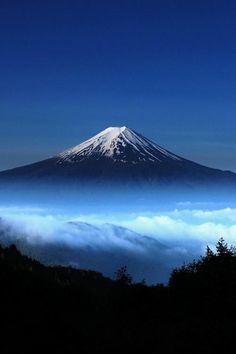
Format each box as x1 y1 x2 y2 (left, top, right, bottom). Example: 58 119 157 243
57 126 181 164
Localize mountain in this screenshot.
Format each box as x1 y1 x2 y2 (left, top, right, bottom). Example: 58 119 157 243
0 126 236 186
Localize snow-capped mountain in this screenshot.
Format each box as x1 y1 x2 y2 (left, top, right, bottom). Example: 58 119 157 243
0 126 236 186
57 126 181 164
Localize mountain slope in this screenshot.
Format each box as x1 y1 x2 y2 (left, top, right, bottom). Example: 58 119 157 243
58 126 181 164
0 126 235 186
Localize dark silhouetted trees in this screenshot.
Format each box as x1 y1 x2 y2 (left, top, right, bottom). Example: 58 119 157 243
115 265 133 285
0 239 236 354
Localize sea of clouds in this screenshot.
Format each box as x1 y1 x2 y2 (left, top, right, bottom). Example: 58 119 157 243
0 204 236 283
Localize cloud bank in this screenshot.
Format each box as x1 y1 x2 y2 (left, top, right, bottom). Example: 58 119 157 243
0 205 236 283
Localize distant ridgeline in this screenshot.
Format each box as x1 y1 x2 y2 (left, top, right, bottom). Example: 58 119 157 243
0 238 236 354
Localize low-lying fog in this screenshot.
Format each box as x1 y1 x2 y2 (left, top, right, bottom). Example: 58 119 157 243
0 183 236 283
1 188 236 283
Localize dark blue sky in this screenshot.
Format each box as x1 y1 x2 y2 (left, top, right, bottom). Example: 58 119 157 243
1 0 236 171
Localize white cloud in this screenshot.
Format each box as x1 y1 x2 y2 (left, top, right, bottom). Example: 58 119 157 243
1 205 236 246
1 205 236 283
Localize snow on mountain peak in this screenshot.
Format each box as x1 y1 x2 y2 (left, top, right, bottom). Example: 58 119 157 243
57 126 181 164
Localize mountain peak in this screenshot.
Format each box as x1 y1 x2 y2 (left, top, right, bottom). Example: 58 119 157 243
57 126 181 164
104 126 127 132
93 126 129 140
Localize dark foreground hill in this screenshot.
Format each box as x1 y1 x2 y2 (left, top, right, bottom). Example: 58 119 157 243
1 239 236 354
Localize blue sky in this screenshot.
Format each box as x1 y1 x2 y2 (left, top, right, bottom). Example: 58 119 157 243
1 0 236 171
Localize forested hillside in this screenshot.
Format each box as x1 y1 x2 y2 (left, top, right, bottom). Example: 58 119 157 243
0 239 235 354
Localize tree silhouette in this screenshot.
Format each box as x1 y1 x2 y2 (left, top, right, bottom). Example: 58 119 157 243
216 237 235 257
205 245 214 258
115 266 132 285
